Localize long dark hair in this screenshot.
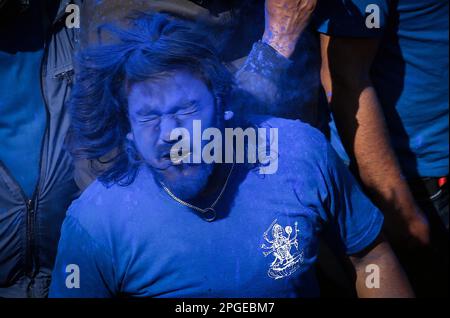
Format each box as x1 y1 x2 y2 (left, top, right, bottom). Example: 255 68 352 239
67 12 234 187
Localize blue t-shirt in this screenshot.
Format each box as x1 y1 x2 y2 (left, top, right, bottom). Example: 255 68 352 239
49 118 383 298
314 0 449 178
0 3 47 197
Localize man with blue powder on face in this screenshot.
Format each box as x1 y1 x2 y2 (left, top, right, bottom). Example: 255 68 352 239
48 13 413 298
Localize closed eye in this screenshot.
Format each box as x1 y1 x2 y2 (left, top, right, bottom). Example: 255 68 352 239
176 104 198 116
138 115 159 123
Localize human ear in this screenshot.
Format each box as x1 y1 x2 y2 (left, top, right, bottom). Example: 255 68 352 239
126 132 134 141
224 110 234 121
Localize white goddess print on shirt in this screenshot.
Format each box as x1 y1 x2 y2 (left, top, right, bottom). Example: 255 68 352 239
261 219 304 280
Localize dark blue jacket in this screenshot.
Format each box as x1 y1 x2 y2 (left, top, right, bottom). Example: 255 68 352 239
0 0 82 298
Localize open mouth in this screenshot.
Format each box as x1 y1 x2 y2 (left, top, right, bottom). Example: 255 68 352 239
170 150 192 165
161 152 171 161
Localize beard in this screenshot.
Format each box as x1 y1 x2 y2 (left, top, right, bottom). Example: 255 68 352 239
149 116 225 201
151 162 215 201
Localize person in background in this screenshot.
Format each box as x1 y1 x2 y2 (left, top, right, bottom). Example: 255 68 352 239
0 0 83 298
258 0 448 297
316 0 448 297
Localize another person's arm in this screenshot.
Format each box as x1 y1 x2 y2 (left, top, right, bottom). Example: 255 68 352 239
320 34 430 248
235 0 317 116
262 0 317 59
308 138 413 298
350 235 414 298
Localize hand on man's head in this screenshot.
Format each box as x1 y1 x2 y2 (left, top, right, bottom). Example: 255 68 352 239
263 0 317 58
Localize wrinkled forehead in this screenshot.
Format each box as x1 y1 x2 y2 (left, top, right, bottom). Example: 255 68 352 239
127 70 214 114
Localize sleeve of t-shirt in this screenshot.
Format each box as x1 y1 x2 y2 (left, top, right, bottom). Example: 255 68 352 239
318 142 385 255
313 0 390 38
48 215 116 298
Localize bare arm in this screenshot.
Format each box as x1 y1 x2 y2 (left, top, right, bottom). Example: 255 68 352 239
235 0 319 117
320 34 430 248
263 0 317 58
350 236 414 298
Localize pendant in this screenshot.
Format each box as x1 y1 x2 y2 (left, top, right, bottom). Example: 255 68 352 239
202 207 217 222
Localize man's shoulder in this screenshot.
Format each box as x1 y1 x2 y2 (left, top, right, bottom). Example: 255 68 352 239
250 116 329 150
69 179 122 211
66 169 153 231
65 180 119 228
248 116 331 172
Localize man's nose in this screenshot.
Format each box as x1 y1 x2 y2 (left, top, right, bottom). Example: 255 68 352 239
159 115 179 144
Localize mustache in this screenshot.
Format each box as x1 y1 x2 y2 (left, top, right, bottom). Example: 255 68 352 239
155 144 173 157
155 144 191 162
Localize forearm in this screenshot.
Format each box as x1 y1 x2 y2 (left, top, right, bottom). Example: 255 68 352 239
351 237 414 298
320 36 422 230
263 0 317 58
234 41 292 116
235 0 318 116
330 81 416 218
